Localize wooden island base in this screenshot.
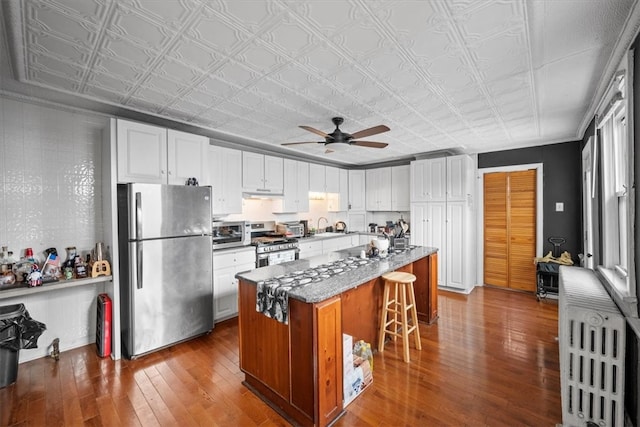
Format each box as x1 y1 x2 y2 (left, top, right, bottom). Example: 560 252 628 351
238 252 438 427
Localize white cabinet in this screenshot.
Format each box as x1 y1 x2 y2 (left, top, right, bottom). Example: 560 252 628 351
275 159 309 213
325 166 340 193
208 146 243 215
309 164 342 195
328 168 348 212
339 169 349 211
242 152 283 193
411 202 446 287
410 154 476 292
410 157 446 202
167 129 208 185
299 240 323 259
309 163 326 192
348 170 366 211
117 120 207 185
213 248 255 322
391 165 410 211
322 235 351 253
446 155 473 201
365 167 392 211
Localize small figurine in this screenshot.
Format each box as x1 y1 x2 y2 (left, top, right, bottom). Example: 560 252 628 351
27 264 43 287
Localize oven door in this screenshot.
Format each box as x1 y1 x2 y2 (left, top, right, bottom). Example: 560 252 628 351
269 250 297 265
257 249 299 267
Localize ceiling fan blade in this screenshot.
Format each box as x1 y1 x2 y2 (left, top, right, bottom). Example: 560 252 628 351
299 125 329 138
351 141 388 149
350 125 390 140
281 141 322 146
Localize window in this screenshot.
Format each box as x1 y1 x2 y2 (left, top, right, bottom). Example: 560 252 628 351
595 52 635 308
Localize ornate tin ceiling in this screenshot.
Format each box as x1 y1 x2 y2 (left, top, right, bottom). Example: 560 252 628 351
1 0 638 165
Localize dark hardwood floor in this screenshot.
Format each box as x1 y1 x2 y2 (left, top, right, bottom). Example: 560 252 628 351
0 287 561 426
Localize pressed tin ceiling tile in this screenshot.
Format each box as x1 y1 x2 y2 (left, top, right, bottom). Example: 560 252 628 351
1 0 637 165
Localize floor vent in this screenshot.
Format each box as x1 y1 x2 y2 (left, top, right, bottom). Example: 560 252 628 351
559 267 625 427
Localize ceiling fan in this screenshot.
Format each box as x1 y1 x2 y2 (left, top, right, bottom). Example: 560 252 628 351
282 117 389 153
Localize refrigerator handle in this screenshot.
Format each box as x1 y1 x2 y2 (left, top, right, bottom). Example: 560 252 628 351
135 192 142 240
136 241 143 289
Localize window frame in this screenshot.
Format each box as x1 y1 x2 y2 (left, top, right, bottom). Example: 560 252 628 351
594 50 637 317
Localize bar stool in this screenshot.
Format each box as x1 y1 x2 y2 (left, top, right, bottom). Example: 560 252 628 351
378 271 422 362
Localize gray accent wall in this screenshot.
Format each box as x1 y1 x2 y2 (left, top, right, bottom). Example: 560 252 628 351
477 141 582 263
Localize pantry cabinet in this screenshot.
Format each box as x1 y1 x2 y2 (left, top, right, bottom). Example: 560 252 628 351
275 159 310 213
208 146 243 215
213 247 255 321
410 155 476 292
117 119 207 185
365 167 392 211
410 157 446 202
391 165 410 211
242 152 283 194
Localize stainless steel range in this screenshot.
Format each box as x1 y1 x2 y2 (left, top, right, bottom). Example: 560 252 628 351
250 221 300 268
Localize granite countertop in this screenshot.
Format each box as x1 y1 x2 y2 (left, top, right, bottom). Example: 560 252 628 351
236 245 437 304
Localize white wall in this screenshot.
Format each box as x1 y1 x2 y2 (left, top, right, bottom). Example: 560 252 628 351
226 196 410 232
0 96 109 261
0 95 110 361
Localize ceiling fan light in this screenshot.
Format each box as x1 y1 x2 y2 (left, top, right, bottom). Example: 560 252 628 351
328 143 348 151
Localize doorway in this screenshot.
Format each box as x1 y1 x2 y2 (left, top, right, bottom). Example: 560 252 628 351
483 169 537 291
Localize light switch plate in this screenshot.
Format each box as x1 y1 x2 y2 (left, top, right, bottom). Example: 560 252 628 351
555 202 564 212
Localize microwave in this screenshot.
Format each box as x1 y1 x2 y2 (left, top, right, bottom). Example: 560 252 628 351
276 222 304 238
212 221 251 249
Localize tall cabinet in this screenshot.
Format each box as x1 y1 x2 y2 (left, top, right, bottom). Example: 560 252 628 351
410 155 476 292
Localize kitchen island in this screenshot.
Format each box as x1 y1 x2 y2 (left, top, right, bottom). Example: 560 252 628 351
236 245 438 427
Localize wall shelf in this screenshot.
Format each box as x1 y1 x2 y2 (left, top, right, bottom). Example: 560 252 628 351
0 276 113 301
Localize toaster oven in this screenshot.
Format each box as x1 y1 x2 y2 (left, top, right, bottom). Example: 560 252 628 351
276 222 304 238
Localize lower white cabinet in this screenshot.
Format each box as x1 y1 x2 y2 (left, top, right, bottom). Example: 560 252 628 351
299 240 323 259
322 235 354 252
213 247 255 321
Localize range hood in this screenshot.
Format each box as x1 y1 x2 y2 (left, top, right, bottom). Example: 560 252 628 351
242 191 284 200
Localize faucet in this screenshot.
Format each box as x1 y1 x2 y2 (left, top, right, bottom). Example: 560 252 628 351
318 216 328 232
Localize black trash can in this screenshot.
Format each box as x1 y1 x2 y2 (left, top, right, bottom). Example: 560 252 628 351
0 304 46 388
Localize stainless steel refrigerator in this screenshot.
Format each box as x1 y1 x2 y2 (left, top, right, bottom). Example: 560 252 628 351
117 183 213 358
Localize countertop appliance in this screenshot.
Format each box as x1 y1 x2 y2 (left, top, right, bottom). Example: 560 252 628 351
212 220 250 249
251 221 299 268
276 222 304 238
335 221 347 232
117 183 214 359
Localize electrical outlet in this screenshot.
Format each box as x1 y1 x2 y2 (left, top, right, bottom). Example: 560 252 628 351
555 202 564 212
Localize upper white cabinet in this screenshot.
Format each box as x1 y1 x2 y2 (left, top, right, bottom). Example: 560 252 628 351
365 167 392 211
275 159 310 213
309 163 326 192
208 145 243 215
328 168 348 212
391 165 410 211
325 166 340 193
309 164 341 194
348 170 366 211
167 130 208 185
446 155 473 201
410 157 446 202
117 119 208 185
242 152 283 193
